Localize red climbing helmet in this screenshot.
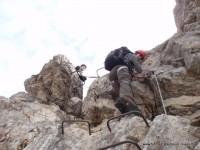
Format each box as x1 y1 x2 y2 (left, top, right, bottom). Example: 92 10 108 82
135 50 146 60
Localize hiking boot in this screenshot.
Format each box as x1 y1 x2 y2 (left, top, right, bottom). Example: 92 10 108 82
114 97 140 114
114 97 128 114
125 100 140 113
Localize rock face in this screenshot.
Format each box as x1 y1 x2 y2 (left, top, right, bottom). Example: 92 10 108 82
0 93 199 150
0 0 200 149
174 0 200 32
0 92 67 150
24 54 83 116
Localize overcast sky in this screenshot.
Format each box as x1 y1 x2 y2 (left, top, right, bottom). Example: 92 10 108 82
0 0 176 98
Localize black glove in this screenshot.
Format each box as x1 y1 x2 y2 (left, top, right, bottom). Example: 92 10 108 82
144 70 155 78
143 72 148 78
149 70 155 75
79 75 87 82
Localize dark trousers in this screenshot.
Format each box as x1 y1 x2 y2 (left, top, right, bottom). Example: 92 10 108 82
109 65 134 102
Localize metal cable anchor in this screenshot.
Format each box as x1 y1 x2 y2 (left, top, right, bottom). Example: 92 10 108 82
97 140 142 150
107 110 150 132
138 102 155 121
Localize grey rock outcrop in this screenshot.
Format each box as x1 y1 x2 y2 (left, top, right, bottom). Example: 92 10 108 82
0 0 200 149
174 0 200 32
0 92 67 150
0 93 199 149
24 54 83 116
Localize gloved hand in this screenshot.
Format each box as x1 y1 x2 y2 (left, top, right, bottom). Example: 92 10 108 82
79 75 87 82
144 70 155 78
143 72 150 78
132 70 155 79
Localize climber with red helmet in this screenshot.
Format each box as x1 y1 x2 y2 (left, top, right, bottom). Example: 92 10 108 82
135 50 146 60
106 47 146 114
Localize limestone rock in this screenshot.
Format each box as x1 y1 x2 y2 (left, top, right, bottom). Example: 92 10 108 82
0 96 12 110
164 95 200 116
24 54 83 115
82 74 116 126
140 115 199 150
190 110 200 126
64 97 82 117
0 0 200 149
0 92 66 150
174 0 200 32
141 32 200 119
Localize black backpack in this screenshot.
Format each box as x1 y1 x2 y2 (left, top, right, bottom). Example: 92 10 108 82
104 46 133 71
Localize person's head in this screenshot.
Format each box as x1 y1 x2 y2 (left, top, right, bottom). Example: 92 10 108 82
135 50 146 60
80 64 87 72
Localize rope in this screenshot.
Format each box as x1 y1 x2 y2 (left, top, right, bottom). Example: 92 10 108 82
153 73 176 150
154 75 167 114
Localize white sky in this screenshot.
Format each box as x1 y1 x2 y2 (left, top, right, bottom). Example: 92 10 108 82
0 0 176 98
